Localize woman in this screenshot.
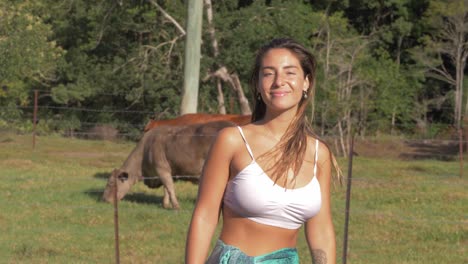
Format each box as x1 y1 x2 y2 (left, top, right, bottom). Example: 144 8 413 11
185 38 340 264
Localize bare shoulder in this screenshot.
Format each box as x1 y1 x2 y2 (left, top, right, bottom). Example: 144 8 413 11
314 139 334 185
216 126 241 143
308 137 332 175
212 126 243 154
316 139 331 163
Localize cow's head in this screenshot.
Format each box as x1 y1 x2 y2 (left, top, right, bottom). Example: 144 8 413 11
102 168 135 203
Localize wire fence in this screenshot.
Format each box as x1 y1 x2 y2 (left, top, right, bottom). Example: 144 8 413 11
1 90 466 263
2 90 463 140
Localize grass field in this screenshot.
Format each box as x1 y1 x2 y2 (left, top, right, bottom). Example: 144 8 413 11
0 133 466 263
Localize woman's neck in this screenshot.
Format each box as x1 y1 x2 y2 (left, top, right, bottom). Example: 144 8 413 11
261 111 296 139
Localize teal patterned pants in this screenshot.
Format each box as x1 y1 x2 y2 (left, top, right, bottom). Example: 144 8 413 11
205 240 299 264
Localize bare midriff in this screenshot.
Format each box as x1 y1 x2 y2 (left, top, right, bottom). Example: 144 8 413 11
219 206 300 257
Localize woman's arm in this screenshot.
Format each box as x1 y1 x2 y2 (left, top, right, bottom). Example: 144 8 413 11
305 142 336 264
185 127 237 264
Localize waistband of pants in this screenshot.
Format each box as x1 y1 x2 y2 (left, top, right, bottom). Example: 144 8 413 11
206 239 299 264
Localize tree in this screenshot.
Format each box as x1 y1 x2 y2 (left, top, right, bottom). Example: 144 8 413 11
204 0 226 114
412 0 468 128
40 0 188 133
202 0 251 115
0 0 63 106
1 0 457 140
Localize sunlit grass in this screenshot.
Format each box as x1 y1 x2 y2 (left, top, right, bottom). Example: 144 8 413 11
0 133 466 263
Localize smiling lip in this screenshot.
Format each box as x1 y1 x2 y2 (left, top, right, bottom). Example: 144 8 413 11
271 92 289 97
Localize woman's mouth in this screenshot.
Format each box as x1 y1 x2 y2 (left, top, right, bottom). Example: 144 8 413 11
271 92 288 97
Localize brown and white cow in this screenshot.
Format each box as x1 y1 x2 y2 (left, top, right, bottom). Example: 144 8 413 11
102 120 237 209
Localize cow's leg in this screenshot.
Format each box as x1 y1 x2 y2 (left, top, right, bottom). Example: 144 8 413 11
162 188 170 209
156 169 180 210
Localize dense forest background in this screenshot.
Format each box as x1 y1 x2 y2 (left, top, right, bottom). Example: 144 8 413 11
1 0 467 154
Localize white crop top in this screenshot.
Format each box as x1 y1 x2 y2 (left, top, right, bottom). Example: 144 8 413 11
223 126 322 230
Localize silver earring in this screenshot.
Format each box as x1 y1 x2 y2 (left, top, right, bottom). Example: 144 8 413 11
303 91 308 99
257 93 262 100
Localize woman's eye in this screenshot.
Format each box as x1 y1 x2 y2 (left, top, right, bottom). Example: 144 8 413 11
287 72 296 75
263 72 274 77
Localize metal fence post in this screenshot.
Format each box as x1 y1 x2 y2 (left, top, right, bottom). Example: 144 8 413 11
32 90 38 149
459 128 463 178
342 134 355 264
114 181 120 264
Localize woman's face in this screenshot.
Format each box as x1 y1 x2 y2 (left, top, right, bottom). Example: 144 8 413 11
258 48 309 114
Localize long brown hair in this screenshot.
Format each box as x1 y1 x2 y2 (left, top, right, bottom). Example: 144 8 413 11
250 38 341 186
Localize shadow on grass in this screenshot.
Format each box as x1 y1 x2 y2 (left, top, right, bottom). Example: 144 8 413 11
84 186 164 206
123 192 164 205
84 188 106 202
93 171 111 180
399 140 459 161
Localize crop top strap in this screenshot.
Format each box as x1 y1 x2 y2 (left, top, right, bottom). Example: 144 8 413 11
314 139 319 178
236 126 255 160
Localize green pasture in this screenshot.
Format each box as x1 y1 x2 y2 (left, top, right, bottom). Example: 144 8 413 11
0 133 466 263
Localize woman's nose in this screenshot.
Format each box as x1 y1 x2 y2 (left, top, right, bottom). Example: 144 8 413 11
274 74 285 87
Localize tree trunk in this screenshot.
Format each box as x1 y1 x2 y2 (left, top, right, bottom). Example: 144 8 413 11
230 73 252 115
455 35 464 128
338 121 346 156
204 0 218 57
460 54 468 124
216 80 226 114
203 67 252 114
204 0 226 114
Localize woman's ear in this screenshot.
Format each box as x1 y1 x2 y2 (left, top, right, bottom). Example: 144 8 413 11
303 75 310 91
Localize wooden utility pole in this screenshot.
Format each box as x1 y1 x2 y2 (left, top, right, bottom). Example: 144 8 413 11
180 0 203 114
